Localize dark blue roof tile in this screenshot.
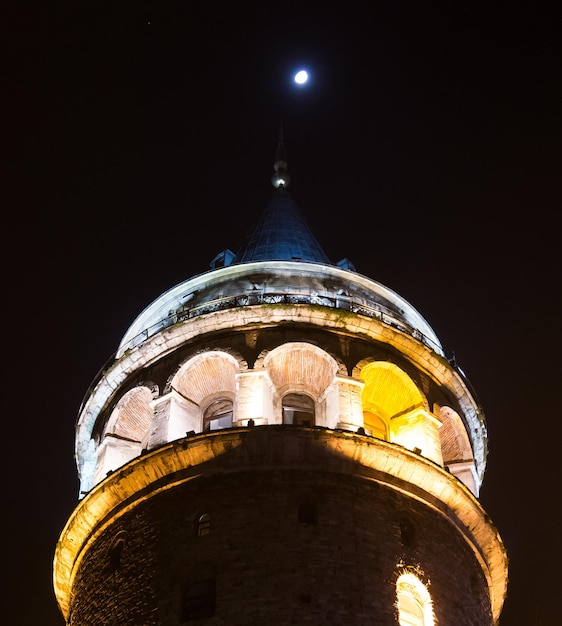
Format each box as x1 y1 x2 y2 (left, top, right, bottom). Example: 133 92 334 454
233 187 331 265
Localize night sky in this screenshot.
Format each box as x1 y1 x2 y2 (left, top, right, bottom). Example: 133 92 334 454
5 2 561 625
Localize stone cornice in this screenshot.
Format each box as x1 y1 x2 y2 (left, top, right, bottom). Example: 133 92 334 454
56 427 507 622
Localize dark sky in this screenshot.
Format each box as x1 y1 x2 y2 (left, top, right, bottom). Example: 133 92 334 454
5 2 561 624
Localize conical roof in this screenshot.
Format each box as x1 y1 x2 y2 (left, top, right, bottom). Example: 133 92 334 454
116 131 443 368
232 187 331 265
232 128 331 266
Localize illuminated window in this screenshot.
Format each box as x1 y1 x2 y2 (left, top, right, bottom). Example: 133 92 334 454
203 399 233 432
363 410 388 440
396 572 434 626
197 513 211 537
282 393 315 426
399 593 424 625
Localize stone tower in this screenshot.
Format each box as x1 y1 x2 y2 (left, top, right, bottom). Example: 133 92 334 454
54 135 508 625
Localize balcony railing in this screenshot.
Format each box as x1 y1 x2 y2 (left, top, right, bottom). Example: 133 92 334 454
79 289 444 413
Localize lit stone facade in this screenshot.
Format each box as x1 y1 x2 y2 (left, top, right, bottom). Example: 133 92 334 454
54 159 508 624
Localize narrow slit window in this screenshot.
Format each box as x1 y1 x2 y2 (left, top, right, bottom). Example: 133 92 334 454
197 513 211 536
108 531 128 574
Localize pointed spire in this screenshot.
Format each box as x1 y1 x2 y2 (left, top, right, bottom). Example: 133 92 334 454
271 124 290 189
232 129 331 265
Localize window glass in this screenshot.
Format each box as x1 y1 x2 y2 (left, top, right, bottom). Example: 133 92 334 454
204 399 233 431
282 393 315 426
197 513 211 536
396 573 434 626
398 593 424 625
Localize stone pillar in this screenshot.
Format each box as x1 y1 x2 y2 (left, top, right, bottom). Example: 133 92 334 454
334 377 365 431
234 370 273 426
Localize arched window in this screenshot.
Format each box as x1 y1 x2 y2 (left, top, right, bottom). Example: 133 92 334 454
396 572 434 626
94 386 155 486
398 593 424 625
197 513 211 537
282 393 315 426
108 531 128 574
181 578 216 620
363 410 388 440
203 399 233 432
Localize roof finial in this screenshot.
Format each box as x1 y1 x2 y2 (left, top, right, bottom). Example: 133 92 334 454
271 123 290 189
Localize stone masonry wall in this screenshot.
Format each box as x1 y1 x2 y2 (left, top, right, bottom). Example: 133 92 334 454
69 464 492 625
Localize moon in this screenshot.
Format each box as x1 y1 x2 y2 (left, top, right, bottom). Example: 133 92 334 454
294 70 309 85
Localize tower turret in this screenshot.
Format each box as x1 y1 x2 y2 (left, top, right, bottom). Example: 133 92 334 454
54 137 508 625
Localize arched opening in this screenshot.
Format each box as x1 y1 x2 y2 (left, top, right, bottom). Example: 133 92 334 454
360 362 424 436
396 572 434 626
108 531 128 574
203 399 233 431
197 513 211 537
363 410 388 440
95 385 155 485
262 342 339 427
399 594 424 625
282 392 315 426
169 351 240 440
437 404 478 495
360 362 443 465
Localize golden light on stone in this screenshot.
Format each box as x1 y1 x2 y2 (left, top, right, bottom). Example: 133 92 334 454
55 137 508 624
396 571 435 626
54 426 507 622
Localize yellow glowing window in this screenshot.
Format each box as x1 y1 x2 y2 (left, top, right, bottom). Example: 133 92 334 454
396 572 434 626
363 411 388 440
398 594 424 625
